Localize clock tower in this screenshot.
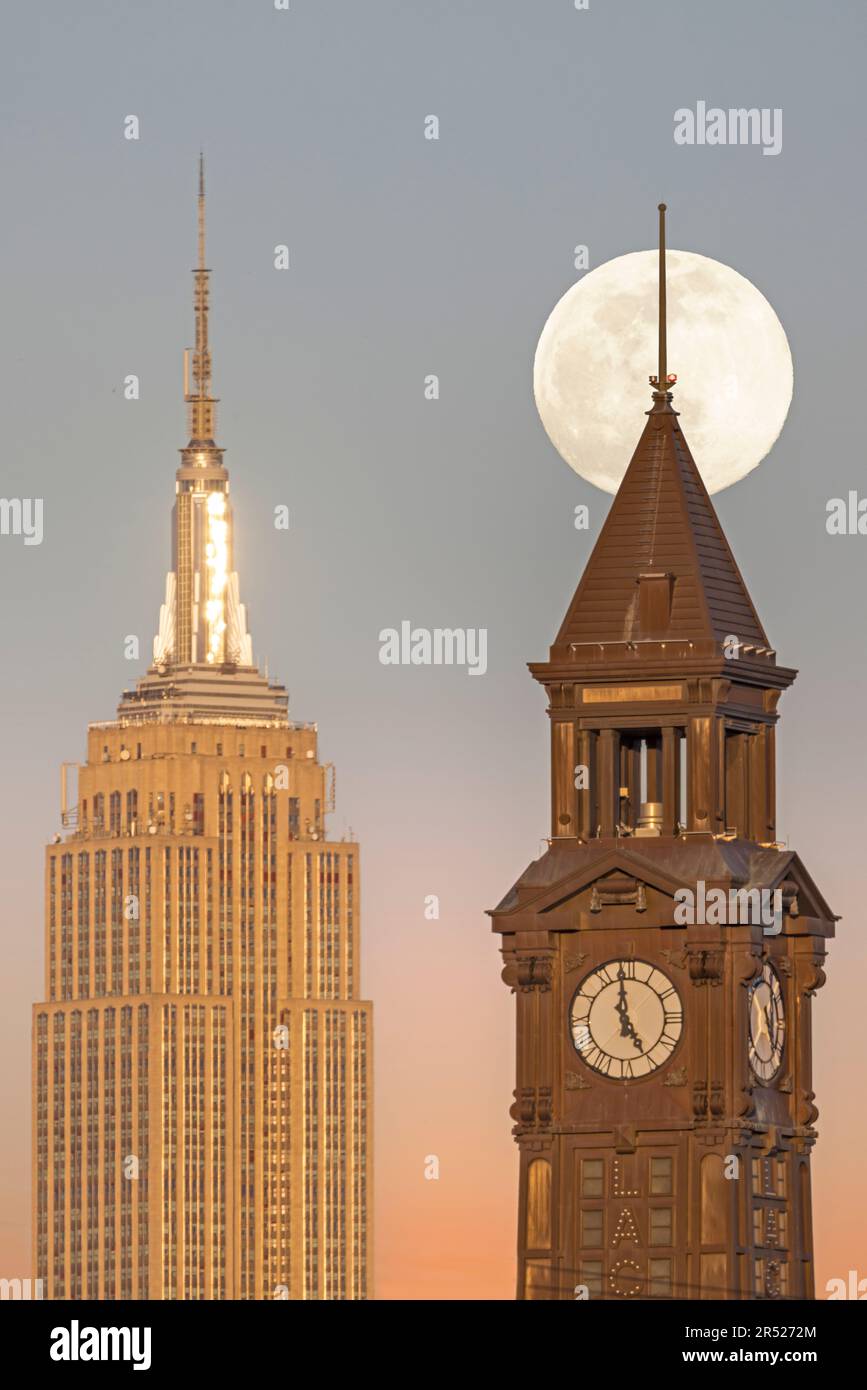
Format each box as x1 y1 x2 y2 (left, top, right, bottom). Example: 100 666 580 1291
491 207 836 1301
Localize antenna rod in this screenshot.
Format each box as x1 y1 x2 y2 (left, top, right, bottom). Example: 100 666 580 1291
658 202 667 390
198 151 206 271
188 152 216 442
195 153 208 394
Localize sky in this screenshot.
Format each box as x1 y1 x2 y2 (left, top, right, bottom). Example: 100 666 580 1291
1 0 866 1299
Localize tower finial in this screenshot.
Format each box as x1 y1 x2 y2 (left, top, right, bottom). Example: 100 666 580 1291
658 202 667 390
649 202 676 402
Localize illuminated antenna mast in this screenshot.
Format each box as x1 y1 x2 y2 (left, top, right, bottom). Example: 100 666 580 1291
184 153 217 445
649 202 677 398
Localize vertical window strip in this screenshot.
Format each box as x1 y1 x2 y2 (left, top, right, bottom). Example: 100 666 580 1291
52 1011 66 1295
77 852 90 998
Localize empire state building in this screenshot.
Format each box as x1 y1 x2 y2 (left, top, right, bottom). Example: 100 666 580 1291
32 161 373 1300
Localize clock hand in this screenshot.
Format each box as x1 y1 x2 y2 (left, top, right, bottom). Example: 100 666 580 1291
616 974 628 1017
752 995 771 1044
614 966 644 1052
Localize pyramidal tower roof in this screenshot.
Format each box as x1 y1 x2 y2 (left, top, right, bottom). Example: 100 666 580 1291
549 205 773 668
555 397 769 650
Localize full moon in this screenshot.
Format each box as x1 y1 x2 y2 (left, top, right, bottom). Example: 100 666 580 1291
533 250 793 495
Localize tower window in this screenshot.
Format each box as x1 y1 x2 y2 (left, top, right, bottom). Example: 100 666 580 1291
637 571 673 635
580 1208 603 1246
648 1258 672 1297
578 1260 603 1297
649 1207 673 1246
581 1158 604 1198
526 1158 552 1250
752 1157 786 1199
754 1258 788 1298
650 1156 673 1195
191 742 197 754
261 745 267 758
724 729 750 836
753 1206 787 1249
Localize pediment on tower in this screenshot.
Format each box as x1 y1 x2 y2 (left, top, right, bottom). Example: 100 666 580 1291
755 850 837 928
489 840 837 935
490 844 682 925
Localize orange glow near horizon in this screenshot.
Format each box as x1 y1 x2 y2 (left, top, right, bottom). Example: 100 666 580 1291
0 794 865 1298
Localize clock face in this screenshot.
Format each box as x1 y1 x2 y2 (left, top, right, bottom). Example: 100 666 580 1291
748 962 785 1083
569 959 683 1080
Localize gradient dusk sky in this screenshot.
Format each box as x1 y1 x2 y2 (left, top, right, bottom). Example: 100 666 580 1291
2 0 866 1299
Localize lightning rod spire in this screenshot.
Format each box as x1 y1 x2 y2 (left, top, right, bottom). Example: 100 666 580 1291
658 202 667 391
650 202 676 403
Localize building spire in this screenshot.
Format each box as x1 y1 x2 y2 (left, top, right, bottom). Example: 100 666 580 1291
649 202 676 406
186 152 217 444
657 202 667 391
148 156 255 677
198 149 206 264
